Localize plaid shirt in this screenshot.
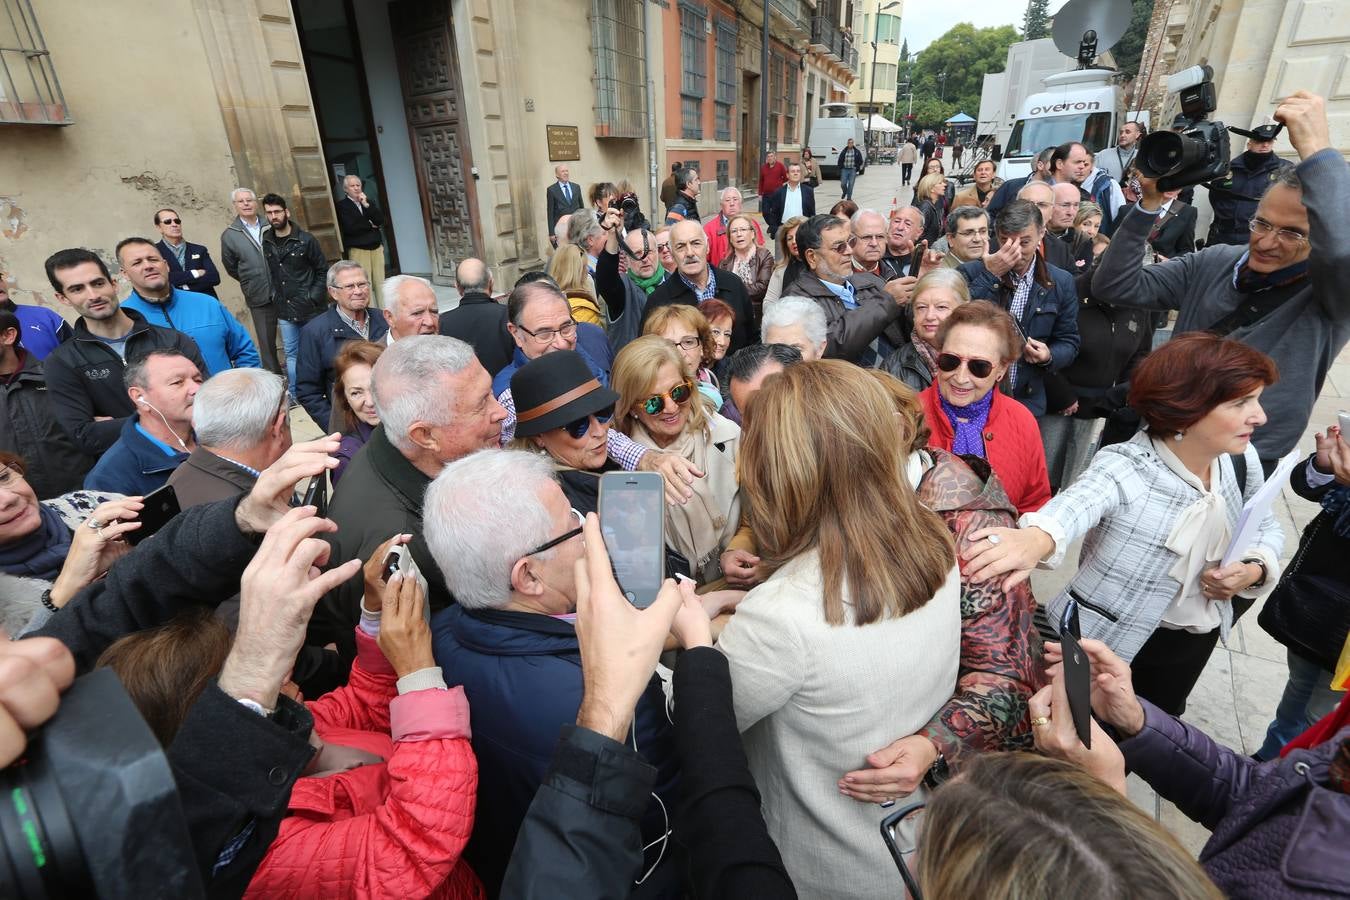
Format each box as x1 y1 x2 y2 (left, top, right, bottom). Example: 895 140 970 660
1006 264 1036 388
679 266 718 302
1021 433 1283 661
497 387 646 470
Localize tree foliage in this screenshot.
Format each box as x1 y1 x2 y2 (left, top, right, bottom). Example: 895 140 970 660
1111 0 1157 78
1023 0 1050 40
901 23 1021 128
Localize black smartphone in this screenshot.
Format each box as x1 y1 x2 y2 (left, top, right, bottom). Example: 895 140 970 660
127 483 180 546
1061 591 1084 640
301 475 327 517
907 239 928 275
598 472 665 608
1060 629 1094 748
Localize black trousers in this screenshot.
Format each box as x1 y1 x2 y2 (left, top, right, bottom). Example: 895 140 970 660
901 163 913 184
1130 596 1255 716
249 303 281 375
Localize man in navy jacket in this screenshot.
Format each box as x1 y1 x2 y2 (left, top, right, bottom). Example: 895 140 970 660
154 208 222 297
295 261 388 428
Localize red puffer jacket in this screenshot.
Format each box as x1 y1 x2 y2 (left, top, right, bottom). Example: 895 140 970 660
244 629 483 899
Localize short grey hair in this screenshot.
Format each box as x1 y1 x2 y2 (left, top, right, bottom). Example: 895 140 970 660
996 199 1045 236
192 368 286 448
567 208 602 246
327 259 366 291
230 187 255 204
423 449 559 611
553 215 572 247
124 349 194 391
720 187 741 202
850 208 885 228
371 335 476 450
761 296 827 347
946 206 989 235
383 274 433 316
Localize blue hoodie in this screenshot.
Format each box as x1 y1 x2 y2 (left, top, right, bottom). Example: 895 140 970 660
120 288 260 376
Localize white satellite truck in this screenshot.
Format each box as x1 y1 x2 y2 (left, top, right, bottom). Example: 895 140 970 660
983 0 1139 182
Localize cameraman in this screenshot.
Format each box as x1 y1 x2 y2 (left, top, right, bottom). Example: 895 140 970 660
1091 91 1350 472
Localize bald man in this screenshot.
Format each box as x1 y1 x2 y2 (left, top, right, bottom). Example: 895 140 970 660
1049 182 1095 271
546 164 584 247
1019 181 1076 273
643 219 757 351
439 257 512 375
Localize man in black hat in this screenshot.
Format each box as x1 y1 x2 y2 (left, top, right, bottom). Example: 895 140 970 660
1204 122 1296 246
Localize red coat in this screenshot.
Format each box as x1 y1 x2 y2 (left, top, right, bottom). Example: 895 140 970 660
920 384 1051 515
704 215 766 268
758 161 787 197
245 630 483 900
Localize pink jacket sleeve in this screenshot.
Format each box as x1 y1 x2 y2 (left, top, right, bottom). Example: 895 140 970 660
305 628 398 736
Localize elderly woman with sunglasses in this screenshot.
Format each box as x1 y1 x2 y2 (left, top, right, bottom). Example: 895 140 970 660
644 303 726 412
919 301 1051 516
613 335 740 583
0 452 138 635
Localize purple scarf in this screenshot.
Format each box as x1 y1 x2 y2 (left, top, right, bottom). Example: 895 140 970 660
939 390 995 458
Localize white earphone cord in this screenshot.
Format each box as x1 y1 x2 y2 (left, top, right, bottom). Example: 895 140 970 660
137 397 189 450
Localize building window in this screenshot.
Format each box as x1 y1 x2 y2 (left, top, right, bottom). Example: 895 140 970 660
714 19 736 142
768 51 784 148
679 1 707 140
716 159 729 189
784 60 799 144
590 0 647 138
0 0 72 125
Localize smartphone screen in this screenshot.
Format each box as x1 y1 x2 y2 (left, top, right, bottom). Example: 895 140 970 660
598 472 665 608
127 484 180 546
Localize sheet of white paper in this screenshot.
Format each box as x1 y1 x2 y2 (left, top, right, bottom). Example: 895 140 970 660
1221 450 1301 566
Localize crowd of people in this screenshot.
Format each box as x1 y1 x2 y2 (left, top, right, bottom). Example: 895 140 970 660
1 88 1348 899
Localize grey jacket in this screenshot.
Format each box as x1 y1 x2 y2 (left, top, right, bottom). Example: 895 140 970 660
220 217 274 309
783 271 908 364
1091 148 1350 459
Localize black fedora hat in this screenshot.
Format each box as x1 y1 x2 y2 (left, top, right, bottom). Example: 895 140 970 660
511 350 619 438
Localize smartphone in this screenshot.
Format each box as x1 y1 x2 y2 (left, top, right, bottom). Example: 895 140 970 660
127 483 180 546
1060 591 1083 640
382 541 431 623
1337 410 1350 435
598 472 665 608
301 475 327 517
1060 629 1094 748
907 239 928 275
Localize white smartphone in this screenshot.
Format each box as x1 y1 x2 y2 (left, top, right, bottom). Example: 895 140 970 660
598 472 666 608
383 542 431 623
1338 410 1350 435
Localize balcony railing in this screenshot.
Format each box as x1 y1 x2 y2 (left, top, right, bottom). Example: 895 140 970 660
810 15 839 58
770 0 809 35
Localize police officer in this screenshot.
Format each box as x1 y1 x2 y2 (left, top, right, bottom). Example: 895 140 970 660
1204 122 1296 246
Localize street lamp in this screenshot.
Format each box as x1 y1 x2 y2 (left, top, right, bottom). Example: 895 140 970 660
937 71 948 103
864 0 902 153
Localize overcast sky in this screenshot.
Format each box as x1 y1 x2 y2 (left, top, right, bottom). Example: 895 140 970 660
899 0 1073 55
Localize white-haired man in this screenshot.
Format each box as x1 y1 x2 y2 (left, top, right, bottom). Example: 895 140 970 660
382 274 440 343
167 367 291 508
761 296 828 361
426 448 680 896
310 335 507 671
220 187 281 374
337 174 387 307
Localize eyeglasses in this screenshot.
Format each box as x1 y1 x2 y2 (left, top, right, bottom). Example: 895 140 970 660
335 281 370 293
728 226 754 235
158 218 182 225
955 227 989 239
825 240 851 255
1248 217 1308 247
524 508 586 557
881 801 927 900
638 380 695 415
0 464 22 488
560 406 614 440
667 335 701 351
850 233 887 245
517 319 578 344
936 352 995 379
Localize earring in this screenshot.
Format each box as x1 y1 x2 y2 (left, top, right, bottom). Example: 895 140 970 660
1174 431 1185 442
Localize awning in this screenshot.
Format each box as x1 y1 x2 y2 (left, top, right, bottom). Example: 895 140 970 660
945 112 976 124
864 113 901 132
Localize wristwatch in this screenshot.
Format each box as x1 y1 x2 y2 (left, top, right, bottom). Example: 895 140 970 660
923 749 950 789
1241 557 1269 589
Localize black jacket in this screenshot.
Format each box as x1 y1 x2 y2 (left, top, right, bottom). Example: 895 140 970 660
1205 151 1296 246
32 495 316 895
500 648 794 899
664 191 702 225
545 181 584 236
1149 202 1198 259
643 267 756 353
762 183 817 236
264 227 329 323
336 196 384 250
43 308 206 455
295 307 389 428
0 350 96 498
438 292 514 377
155 239 221 297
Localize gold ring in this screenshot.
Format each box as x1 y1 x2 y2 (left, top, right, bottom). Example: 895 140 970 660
1030 716 1050 728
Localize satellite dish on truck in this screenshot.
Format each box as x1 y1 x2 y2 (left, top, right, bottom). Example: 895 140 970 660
1052 0 1131 68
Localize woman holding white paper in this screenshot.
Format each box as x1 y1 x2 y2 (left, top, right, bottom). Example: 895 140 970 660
963 333 1284 716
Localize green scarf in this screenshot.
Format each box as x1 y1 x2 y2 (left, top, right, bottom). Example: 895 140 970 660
630 268 666 296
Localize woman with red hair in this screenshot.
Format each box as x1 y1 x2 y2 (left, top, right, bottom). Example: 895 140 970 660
964 332 1285 716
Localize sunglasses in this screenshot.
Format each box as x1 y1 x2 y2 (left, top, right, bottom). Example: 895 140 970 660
159 218 182 225
936 352 994 379
639 380 695 415
560 405 614 440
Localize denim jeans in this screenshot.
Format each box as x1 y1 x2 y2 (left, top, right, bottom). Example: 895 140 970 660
840 168 857 199
278 318 303 398
1255 648 1345 760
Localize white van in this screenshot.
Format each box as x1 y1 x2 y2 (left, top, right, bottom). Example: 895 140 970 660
998 69 1120 181
809 103 867 180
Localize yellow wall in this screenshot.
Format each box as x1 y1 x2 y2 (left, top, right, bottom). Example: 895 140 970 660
0 0 246 319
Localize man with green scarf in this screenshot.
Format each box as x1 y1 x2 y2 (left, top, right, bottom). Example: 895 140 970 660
1092 90 1350 474
594 205 670 353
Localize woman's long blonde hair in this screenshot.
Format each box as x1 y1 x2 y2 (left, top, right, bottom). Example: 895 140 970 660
547 243 592 296
612 335 709 439
773 216 809 271
739 360 954 625
919 753 1224 900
